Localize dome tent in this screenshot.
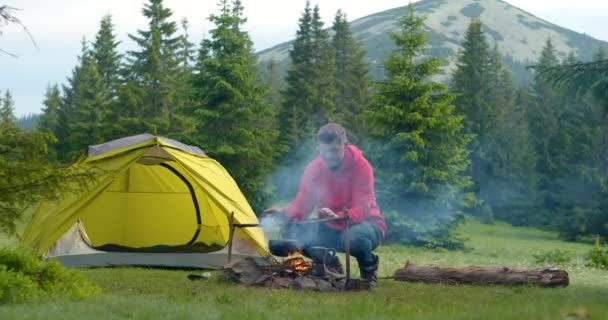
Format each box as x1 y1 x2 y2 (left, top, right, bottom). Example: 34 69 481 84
21 134 270 269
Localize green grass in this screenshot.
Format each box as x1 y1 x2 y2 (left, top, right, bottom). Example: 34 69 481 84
1 217 607 319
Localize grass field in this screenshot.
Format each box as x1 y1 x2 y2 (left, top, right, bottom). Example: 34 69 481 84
1 217 607 319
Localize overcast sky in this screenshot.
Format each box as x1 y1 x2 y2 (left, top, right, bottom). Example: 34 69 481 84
2 0 608 116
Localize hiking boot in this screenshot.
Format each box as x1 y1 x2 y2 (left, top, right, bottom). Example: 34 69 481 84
326 254 344 274
359 254 379 288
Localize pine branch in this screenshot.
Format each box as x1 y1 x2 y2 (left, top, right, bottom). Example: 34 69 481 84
0 5 38 56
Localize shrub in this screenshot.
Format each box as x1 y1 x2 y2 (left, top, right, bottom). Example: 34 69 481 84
0 247 100 304
383 210 466 250
532 249 571 266
585 237 608 269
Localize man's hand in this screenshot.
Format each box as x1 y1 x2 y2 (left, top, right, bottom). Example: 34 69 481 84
318 208 338 219
262 207 285 217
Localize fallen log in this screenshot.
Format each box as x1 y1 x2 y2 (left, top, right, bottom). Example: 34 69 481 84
393 261 569 287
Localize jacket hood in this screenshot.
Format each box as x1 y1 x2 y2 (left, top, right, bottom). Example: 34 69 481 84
316 144 363 171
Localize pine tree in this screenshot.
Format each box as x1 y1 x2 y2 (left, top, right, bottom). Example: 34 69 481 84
365 5 473 248
56 40 111 163
0 90 16 124
528 38 561 202
274 1 334 200
331 10 371 143
261 59 283 112
190 0 280 211
451 19 492 206
37 84 61 135
451 21 538 224
93 14 122 94
482 45 537 223
37 84 62 160
278 2 337 162
0 91 94 236
309 5 337 127
125 0 183 135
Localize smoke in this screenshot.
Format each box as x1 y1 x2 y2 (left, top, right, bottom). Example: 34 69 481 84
259 215 283 239
268 135 318 203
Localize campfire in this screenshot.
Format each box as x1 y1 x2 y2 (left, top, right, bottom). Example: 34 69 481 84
219 214 372 291
220 241 372 291
282 250 312 275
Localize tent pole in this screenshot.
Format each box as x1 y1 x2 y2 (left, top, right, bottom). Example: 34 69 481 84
227 212 235 263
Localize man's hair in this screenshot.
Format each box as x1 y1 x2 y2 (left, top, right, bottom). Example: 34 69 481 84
317 123 348 144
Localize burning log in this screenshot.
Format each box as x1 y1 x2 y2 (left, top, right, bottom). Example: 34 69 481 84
393 261 569 287
218 255 350 291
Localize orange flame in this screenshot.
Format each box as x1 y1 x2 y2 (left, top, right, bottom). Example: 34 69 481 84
282 249 311 275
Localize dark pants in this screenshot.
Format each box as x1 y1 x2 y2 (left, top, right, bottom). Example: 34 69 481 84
282 221 382 267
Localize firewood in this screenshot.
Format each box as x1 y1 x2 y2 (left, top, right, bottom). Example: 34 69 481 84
393 261 569 287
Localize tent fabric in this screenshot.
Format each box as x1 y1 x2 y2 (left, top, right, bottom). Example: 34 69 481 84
87 133 206 157
21 134 269 268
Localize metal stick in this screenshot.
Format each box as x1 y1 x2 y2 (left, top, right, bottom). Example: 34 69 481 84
344 208 351 283
227 212 235 263
288 216 347 225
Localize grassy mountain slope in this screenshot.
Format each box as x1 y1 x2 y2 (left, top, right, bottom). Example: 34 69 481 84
258 0 608 83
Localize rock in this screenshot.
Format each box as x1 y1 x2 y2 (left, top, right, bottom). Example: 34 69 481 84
293 276 317 290
314 278 334 292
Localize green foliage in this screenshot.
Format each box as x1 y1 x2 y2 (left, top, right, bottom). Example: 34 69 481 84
93 14 122 94
56 40 112 163
0 247 99 304
585 238 608 269
364 5 472 248
524 42 605 234
189 0 280 212
274 2 339 200
532 249 571 266
383 210 466 250
278 2 336 159
331 10 371 144
452 20 537 223
124 0 189 135
0 99 95 235
0 90 16 124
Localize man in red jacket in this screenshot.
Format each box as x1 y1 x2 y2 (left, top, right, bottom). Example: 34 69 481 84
264 123 385 286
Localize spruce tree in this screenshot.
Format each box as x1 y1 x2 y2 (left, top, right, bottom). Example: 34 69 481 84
0 90 15 124
331 10 371 143
57 40 111 163
451 19 491 207
528 38 561 214
483 45 537 223
309 5 337 127
278 2 337 159
125 0 183 135
190 0 279 211
262 59 283 112
451 21 538 223
0 92 93 236
93 15 122 94
275 1 329 200
365 5 472 248
37 84 61 135
37 84 62 161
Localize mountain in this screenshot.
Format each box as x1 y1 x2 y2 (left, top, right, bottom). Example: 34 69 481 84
257 0 608 84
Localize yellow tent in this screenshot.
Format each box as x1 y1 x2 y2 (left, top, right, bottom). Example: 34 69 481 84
21 134 270 269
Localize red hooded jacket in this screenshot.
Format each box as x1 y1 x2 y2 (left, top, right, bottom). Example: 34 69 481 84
284 144 386 237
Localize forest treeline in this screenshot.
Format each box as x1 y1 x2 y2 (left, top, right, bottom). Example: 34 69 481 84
2 0 608 247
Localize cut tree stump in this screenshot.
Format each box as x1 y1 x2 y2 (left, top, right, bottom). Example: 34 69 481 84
393 261 569 287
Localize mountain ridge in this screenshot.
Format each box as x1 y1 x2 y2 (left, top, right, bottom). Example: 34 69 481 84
257 0 608 83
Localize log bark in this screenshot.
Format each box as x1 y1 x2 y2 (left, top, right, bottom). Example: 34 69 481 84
393 261 569 287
